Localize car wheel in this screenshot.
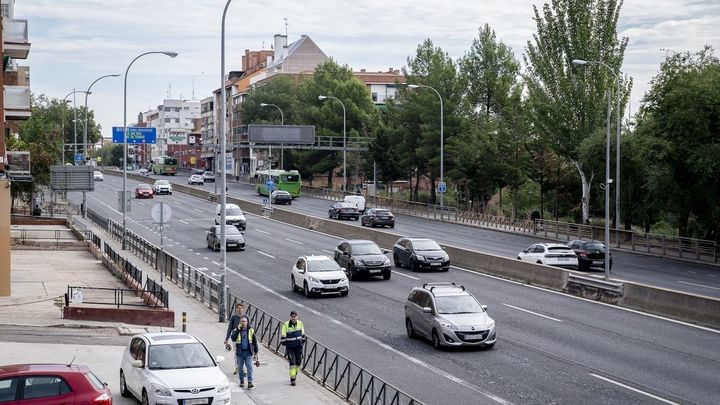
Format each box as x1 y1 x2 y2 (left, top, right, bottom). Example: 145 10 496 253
214 243 220 252
347 267 356 281
383 271 391 280
328 211 333 219
119 370 131 397
406 318 416 338
291 276 299 293
536 260 543 265
390 224 394 229
432 329 442 350
393 253 403 268
142 389 149 405
303 282 312 298
288 201 292 205
410 259 419 272
207 239 212 249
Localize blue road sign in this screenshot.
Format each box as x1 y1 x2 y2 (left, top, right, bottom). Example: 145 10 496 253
262 197 268 205
112 127 157 144
438 181 447 193
266 180 275 192
74 153 83 162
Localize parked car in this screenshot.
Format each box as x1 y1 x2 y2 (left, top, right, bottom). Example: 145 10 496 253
188 174 204 185
328 202 360 220
361 208 395 228
517 243 579 268
291 255 349 297
202 171 216 183
270 190 292 205
567 240 612 271
135 183 154 199
93 170 104 181
334 239 392 280
344 195 366 213
119 332 230 405
215 203 246 230
206 225 245 251
404 282 496 350
0 363 112 404
152 180 172 195
393 237 450 272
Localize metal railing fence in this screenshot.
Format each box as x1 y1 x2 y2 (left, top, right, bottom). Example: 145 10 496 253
66 286 153 308
144 277 169 308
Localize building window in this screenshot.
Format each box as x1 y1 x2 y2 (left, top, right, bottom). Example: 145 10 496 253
165 118 171 123
371 92 378 102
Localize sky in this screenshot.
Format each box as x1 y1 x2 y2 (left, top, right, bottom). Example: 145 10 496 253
19 0 720 140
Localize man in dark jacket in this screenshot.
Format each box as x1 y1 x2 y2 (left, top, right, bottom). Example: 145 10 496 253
233 317 259 388
224 303 249 375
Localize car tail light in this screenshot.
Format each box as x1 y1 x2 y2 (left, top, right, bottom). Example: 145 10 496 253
92 392 112 405
578 250 588 257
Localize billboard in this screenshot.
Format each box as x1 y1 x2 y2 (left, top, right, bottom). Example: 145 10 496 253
6 151 30 175
112 127 157 144
167 129 188 145
50 165 94 191
247 124 315 145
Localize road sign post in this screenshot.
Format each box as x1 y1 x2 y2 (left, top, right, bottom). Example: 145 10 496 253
152 202 172 283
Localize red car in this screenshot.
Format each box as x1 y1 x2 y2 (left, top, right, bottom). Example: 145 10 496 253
135 183 153 199
0 363 112 404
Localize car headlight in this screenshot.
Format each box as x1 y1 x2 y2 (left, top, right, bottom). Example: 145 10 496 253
217 379 230 394
439 321 457 330
415 255 427 262
340 275 347 282
150 383 172 397
382 259 391 266
353 260 364 266
487 320 495 329
307 276 318 283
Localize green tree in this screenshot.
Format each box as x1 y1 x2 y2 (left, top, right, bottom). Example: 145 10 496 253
524 0 630 223
633 46 720 239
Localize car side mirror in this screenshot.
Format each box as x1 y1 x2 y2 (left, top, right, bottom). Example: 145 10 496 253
382 249 389 254
216 355 225 362
481 305 488 311
131 359 143 368
341 267 347 272
422 307 432 314
342 252 349 256
441 247 446 251
521 249 528 253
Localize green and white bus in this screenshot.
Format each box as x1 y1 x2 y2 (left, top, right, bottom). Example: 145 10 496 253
256 170 302 198
151 156 179 175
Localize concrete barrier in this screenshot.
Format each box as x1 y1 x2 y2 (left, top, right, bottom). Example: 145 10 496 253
621 283 720 328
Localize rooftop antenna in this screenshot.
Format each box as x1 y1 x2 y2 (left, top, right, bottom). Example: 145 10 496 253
284 17 288 36
167 83 171 99
66 354 78 368
192 74 195 100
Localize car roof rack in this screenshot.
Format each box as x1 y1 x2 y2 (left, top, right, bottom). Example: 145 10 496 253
422 282 465 293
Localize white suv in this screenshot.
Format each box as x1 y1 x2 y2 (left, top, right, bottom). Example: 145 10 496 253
291 255 349 297
119 332 230 405
404 282 496 349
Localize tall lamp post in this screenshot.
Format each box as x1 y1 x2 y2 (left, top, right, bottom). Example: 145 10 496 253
318 95 346 191
407 84 444 211
573 59 619 279
260 103 284 169
122 51 178 251
573 59 622 246
61 90 89 166
82 74 120 219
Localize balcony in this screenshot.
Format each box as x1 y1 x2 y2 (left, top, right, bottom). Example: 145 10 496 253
4 85 31 120
3 19 30 59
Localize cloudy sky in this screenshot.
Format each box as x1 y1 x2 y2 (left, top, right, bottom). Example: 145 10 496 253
19 0 720 139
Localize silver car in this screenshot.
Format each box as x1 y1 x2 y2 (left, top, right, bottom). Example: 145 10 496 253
404 282 496 349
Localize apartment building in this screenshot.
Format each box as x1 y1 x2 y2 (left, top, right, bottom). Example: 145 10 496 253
142 99 200 159
354 68 406 106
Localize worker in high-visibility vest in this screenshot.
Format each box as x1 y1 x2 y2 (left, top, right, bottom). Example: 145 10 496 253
280 310 306 386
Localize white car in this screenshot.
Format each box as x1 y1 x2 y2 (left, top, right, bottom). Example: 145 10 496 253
215 203 246 230
344 195 366 214
291 255 349 297
137 168 149 176
93 170 103 181
119 332 230 405
188 174 204 185
517 243 579 268
153 180 173 195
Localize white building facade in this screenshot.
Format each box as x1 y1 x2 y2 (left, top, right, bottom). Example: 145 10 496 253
145 99 200 158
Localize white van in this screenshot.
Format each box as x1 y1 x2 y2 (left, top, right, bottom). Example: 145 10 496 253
215 203 246 230
344 195 366 214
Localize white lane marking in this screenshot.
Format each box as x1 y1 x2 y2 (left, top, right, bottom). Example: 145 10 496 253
255 229 271 235
502 304 562 322
225 266 511 404
179 220 189 225
589 374 679 405
211 261 221 266
188 249 194 252
676 280 720 291
285 238 303 245
194 208 204 213
451 265 720 335
392 271 419 280
174 201 182 205
687 271 697 274
322 249 334 255
138 202 146 206
257 251 276 259
203 257 210 261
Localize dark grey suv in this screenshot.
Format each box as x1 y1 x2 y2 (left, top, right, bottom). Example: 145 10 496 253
334 240 392 280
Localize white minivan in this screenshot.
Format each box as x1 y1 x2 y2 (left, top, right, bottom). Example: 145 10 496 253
215 203 246 230
344 195 366 214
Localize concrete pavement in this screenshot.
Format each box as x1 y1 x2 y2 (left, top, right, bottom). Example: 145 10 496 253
0 225 347 405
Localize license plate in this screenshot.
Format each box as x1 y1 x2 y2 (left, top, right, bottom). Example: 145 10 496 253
464 334 483 340
227 243 236 247
183 399 209 405
381 217 389 219
431 262 441 266
369 269 381 273
593 261 604 265
558 257 569 261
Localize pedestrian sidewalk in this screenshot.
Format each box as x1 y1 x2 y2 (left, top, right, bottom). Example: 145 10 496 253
0 224 347 405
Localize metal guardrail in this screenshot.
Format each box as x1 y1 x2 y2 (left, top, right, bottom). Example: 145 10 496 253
144 277 169 308
66 286 152 308
104 242 143 286
10 228 88 243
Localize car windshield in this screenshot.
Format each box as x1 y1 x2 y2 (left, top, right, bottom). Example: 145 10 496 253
548 246 571 252
337 203 355 208
434 295 484 314
156 181 169 185
227 208 243 216
375 210 391 215
281 174 300 182
412 240 442 251
148 342 214 370
352 243 383 255
222 226 241 235
204 172 214 176
94 171 101 175
138 184 151 190
308 259 341 272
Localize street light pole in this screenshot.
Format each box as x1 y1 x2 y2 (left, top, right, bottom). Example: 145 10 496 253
260 103 284 169
61 90 88 166
122 51 178 251
219 0 233 323
318 95 346 191
407 84 444 211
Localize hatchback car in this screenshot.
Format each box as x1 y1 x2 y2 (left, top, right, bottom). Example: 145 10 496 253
0 363 112 404
291 255 349 297
361 208 395 228
334 239 392 280
136 168 149 176
270 190 292 205
93 171 104 181
135 183 154 199
188 174 204 185
119 332 230 405
152 180 172 195
202 171 215 183
206 225 245 251
328 202 360 220
214 203 246 230
393 238 450 272
567 240 612 271
404 282 496 350
517 243 579 268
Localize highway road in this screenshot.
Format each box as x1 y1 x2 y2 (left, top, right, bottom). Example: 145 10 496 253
68 175 720 405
